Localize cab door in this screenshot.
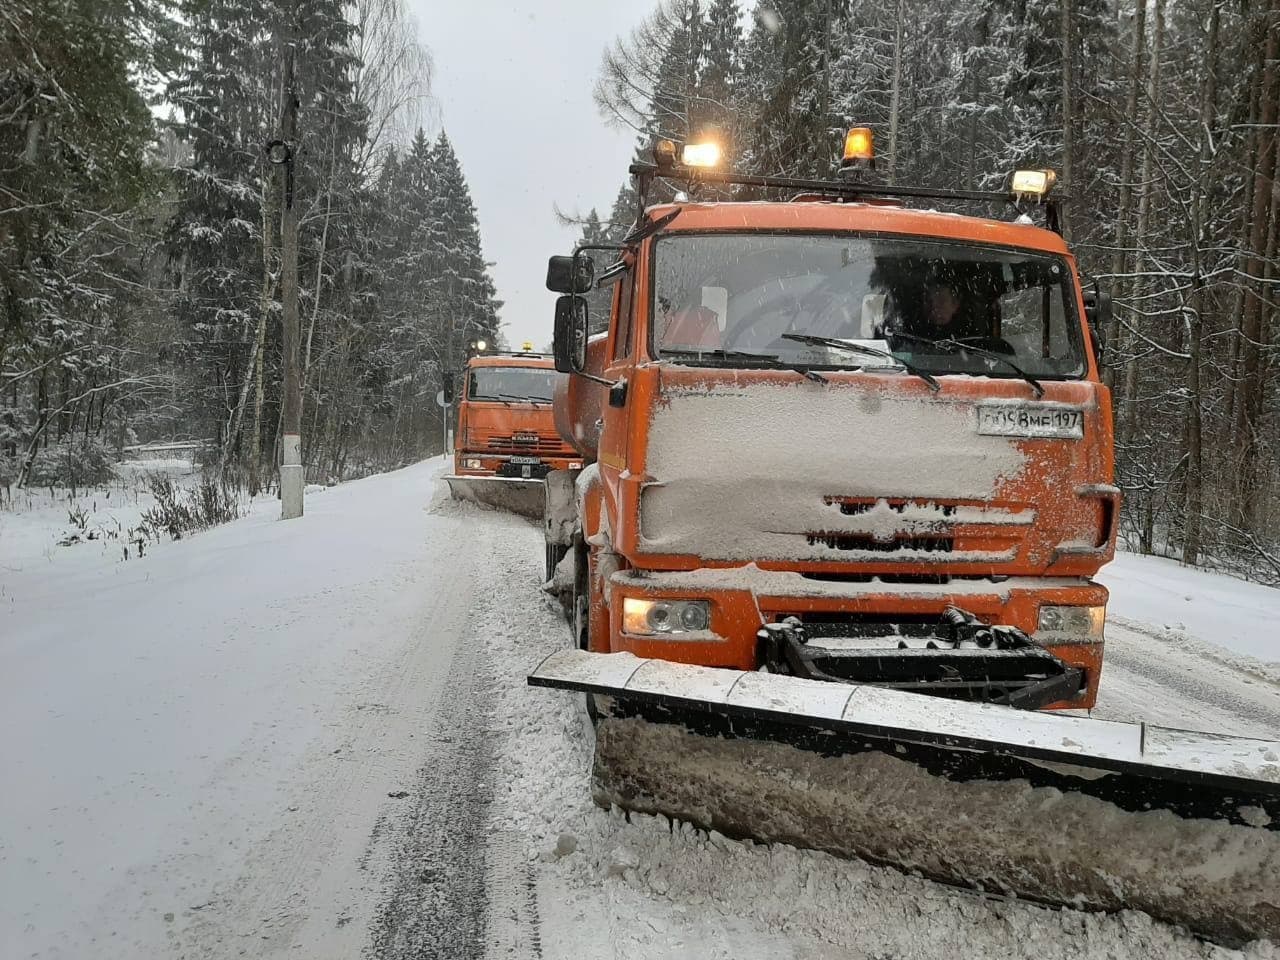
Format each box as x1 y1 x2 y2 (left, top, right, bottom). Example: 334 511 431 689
597 258 637 521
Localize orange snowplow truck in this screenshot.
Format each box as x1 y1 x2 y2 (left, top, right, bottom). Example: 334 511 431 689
444 351 580 518
542 132 1119 712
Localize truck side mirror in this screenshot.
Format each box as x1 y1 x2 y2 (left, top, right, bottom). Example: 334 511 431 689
546 254 595 294
553 295 589 374
1083 285 1111 366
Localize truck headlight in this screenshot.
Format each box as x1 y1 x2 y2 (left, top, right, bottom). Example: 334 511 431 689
1037 605 1105 639
622 598 711 636
464 458 482 470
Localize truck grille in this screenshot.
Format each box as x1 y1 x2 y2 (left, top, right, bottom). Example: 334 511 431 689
802 497 1028 563
806 533 954 553
486 435 574 456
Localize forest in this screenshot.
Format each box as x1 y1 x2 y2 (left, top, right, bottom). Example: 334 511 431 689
2 0 1277 580
576 0 1279 581
1 0 499 492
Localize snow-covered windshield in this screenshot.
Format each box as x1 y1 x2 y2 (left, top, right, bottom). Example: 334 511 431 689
467 367 556 403
652 233 1085 379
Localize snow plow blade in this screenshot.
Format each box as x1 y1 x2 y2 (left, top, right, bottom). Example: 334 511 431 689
529 649 1280 945
443 475 545 518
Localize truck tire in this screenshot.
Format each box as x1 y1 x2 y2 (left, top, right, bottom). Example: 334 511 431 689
571 542 601 723
544 541 568 585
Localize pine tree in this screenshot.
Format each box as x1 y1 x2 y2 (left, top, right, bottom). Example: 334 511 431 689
164 0 274 458
421 132 501 369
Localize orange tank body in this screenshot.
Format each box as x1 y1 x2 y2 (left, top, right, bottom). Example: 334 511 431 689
553 200 1118 710
453 353 581 479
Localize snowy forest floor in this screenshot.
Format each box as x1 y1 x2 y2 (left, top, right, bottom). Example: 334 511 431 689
2 457 1279 959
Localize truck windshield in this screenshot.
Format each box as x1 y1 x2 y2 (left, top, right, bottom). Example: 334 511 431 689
467 367 556 403
652 233 1085 379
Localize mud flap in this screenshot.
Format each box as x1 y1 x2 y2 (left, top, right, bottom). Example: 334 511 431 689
529 649 1280 945
444 475 545 519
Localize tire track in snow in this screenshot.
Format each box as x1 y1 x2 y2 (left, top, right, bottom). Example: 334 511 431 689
367 505 548 960
168 463 497 960
1096 620 1280 739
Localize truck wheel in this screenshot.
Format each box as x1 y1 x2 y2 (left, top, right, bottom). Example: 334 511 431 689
570 540 590 650
544 541 569 585
573 548 601 723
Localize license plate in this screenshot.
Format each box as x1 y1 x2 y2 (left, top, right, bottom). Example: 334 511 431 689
509 455 540 465
976 403 1084 439
514 433 538 442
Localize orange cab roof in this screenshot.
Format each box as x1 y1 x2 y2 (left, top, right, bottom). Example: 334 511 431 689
646 201 1071 257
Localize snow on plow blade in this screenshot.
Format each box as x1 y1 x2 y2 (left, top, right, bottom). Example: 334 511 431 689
529 649 1280 945
443 475 545 518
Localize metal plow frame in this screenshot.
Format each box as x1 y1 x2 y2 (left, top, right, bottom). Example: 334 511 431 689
529 649 1280 944
444 475 545 519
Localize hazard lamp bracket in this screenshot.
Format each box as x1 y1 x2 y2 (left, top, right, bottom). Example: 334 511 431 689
758 609 1083 711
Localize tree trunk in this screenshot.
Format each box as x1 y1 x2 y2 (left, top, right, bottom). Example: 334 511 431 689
888 0 903 183
302 151 336 394
1233 0 1278 527
1060 0 1075 242
250 162 276 496
1121 0 1165 446
1105 0 1147 393
1182 2 1221 567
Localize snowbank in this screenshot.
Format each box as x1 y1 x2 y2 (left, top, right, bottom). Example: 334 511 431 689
1101 551 1280 665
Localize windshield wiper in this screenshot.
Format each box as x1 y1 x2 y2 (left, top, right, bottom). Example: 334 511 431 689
664 348 830 383
474 393 549 405
780 333 940 392
888 333 1045 398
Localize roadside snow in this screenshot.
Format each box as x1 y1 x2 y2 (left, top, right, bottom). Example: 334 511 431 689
488 576 1278 957
6 457 1280 959
0 457 464 959
0 458 204 569
1101 551 1280 666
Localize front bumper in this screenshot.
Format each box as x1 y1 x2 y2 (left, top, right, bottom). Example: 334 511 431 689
454 452 580 480
607 566 1107 709
760 613 1084 710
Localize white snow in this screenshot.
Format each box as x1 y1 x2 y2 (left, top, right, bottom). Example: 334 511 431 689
494 571 1280 958
1100 550 1280 665
640 380 1030 560
0 457 483 958
4 456 1280 958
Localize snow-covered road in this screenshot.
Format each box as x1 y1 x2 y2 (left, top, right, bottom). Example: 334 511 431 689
3 458 1278 959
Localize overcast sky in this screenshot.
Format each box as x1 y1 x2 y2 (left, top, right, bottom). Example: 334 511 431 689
405 2 645 350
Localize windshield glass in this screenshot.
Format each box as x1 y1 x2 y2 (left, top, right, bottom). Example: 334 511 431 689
467 366 556 403
652 233 1085 379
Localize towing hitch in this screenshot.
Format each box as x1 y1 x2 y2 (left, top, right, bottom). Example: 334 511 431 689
759 606 1083 711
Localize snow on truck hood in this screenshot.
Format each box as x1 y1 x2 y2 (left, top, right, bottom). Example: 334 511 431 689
638 378 1079 566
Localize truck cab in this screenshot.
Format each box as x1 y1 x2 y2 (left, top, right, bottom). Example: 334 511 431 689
452 352 579 481
545 135 1117 711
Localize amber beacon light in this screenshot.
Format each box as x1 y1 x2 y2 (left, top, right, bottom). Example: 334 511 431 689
841 127 875 169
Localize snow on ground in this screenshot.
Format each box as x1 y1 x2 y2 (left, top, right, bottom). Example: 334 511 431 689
1 460 438 959
491 572 1279 959
1 458 202 568
3 457 1279 959
1100 551 1280 668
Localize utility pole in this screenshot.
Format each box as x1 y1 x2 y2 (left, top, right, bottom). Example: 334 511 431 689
270 30 303 520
